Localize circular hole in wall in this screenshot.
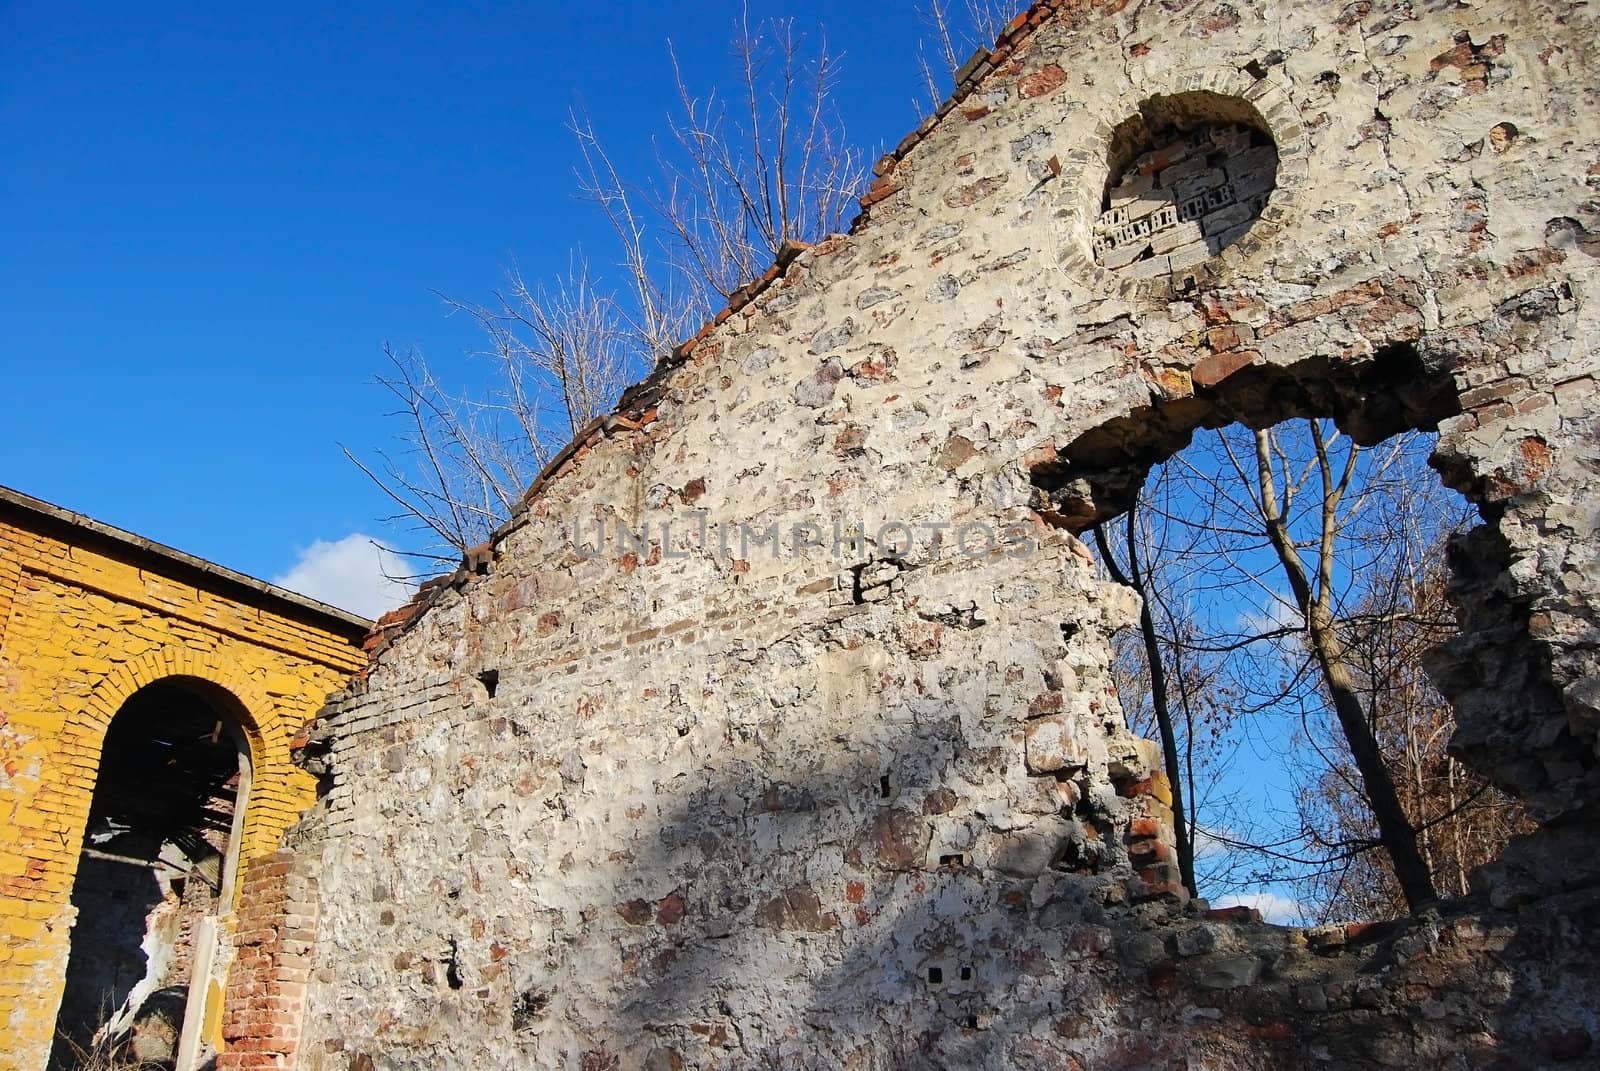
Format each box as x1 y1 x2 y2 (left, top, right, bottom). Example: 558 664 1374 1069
1092 91 1279 277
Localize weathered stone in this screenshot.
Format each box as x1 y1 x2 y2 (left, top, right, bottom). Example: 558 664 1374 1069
943 173 1008 208
1174 924 1219 957
1172 167 1227 200
1196 954 1261 989
1151 221 1204 255
1124 254 1172 280
1120 932 1169 967
616 899 652 926
993 816 1071 877
1192 348 1257 388
794 357 844 407
869 809 927 872
1109 171 1154 207
855 286 897 310
1169 240 1212 270
1101 240 1152 269
1306 924 1346 951
1225 145 1279 184
1025 715 1085 774
809 319 855 355
754 884 838 932
1123 195 1171 222
1201 202 1255 237
643 1048 684 1071
1019 63 1066 98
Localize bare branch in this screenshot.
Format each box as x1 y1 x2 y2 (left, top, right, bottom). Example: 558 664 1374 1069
357 14 866 559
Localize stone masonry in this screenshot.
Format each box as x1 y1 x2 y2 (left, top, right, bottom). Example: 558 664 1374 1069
275 1 1600 1068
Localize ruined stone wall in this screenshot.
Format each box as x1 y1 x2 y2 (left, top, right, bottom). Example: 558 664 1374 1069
0 497 369 1071
292 1 1600 1067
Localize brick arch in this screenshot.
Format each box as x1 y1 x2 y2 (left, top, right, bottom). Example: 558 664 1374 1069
33 646 330 1069
57 647 308 899
71 649 268 750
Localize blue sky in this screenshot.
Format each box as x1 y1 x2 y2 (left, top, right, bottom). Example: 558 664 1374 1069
0 1 957 614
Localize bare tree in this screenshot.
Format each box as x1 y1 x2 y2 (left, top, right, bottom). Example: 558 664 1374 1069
597 13 863 319
1247 421 1438 909
1096 508 1198 897
568 11 865 355
1100 479 1280 903
354 12 867 564
1100 420 1497 917
344 261 629 563
1301 550 1534 917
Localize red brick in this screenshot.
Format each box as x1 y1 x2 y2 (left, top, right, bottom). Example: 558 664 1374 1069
656 891 686 926
616 898 652 925
1019 63 1067 98
1126 817 1162 839
1128 839 1173 865
1205 324 1244 351
1192 349 1259 389
1246 1020 1293 1040
859 176 903 209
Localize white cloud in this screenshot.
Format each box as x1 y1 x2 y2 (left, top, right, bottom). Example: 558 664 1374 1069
1211 890 1306 925
1235 596 1302 638
272 534 415 620
1191 826 1232 859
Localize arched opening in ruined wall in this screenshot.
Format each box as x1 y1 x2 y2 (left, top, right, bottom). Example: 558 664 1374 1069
1030 346 1554 923
50 678 252 1071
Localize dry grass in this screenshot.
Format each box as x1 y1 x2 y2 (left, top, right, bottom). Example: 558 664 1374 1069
54 1033 166 1071
54 1000 176 1071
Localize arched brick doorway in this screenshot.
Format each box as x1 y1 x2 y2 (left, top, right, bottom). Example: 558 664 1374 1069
49 677 252 1070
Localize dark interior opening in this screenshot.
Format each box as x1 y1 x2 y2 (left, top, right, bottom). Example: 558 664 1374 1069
1093 91 1280 272
50 679 243 1070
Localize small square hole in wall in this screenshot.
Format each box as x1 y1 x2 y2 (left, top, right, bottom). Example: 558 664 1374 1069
939 853 965 870
879 774 893 800
959 966 973 981
926 967 943 985
477 670 500 701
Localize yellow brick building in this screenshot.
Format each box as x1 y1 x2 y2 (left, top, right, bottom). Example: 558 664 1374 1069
0 485 369 1070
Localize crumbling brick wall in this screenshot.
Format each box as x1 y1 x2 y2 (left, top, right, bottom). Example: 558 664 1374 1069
287 1 1600 1067
216 850 319 1071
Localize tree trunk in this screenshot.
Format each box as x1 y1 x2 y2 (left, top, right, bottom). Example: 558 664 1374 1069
1303 603 1439 910
1254 427 1438 912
